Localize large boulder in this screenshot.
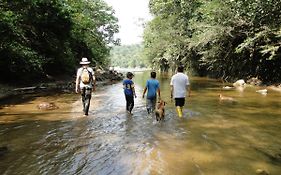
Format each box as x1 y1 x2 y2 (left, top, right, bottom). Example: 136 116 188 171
247 77 262 86
268 84 281 92
233 79 246 87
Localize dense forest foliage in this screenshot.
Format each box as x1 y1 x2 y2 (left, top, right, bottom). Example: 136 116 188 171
0 0 119 83
2 0 280 84
109 44 148 68
144 0 281 83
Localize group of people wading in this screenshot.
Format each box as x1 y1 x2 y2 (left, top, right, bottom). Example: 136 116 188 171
75 57 191 118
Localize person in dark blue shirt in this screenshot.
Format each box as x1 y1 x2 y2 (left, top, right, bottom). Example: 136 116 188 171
142 71 161 114
123 72 137 114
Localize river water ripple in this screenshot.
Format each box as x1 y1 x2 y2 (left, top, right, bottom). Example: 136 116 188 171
0 72 281 175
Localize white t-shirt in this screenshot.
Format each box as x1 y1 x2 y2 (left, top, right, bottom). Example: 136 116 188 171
76 67 95 89
170 72 190 98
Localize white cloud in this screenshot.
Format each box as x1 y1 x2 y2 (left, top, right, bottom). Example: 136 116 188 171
104 0 152 45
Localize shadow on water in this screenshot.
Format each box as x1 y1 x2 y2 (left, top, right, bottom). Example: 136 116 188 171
0 71 281 175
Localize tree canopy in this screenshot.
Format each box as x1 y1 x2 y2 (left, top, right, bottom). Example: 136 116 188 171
0 0 119 83
144 0 281 83
109 44 148 68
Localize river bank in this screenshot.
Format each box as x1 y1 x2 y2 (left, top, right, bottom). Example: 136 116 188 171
1 71 281 103
0 70 123 102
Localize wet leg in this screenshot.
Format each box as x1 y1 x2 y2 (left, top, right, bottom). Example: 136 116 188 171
84 89 92 115
146 99 152 114
176 106 183 117
125 95 130 112
151 98 156 113
128 96 134 114
81 88 86 113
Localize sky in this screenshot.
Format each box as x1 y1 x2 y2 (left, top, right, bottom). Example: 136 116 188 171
104 0 152 45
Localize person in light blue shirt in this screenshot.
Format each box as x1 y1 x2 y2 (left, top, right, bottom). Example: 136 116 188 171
142 71 161 114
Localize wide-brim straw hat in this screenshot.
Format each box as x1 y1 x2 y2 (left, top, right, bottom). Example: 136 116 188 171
80 57 90 65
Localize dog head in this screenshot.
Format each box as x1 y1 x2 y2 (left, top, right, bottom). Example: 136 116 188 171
157 100 166 109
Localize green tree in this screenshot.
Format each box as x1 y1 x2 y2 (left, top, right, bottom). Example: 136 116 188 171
0 0 119 83
144 0 281 83
109 44 147 68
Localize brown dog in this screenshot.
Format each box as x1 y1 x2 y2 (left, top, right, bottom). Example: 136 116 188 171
155 100 166 121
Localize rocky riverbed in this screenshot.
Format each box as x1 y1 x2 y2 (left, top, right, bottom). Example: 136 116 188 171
0 70 124 101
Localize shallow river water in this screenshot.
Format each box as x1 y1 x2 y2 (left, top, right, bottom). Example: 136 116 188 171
0 71 281 175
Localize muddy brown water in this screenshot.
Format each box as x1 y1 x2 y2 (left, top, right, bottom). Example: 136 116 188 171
0 71 281 175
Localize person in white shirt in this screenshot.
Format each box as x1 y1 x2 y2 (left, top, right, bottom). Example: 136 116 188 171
170 65 191 117
75 57 96 116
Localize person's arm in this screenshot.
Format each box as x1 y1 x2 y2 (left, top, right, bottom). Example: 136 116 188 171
92 75 96 92
123 80 126 89
170 77 174 99
142 87 147 98
89 68 96 91
187 85 191 97
75 70 80 93
170 85 174 99
132 81 137 98
132 87 137 98
186 76 191 97
156 81 161 100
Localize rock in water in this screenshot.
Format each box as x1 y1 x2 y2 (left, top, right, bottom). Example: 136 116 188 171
219 94 237 103
256 169 269 175
0 146 8 156
247 77 262 86
256 89 268 95
37 102 59 110
222 86 234 90
233 79 246 87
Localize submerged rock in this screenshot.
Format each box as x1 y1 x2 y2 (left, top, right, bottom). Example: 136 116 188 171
256 169 269 175
256 89 268 95
247 77 262 86
268 85 281 92
0 146 8 157
219 94 237 103
37 102 59 110
222 86 235 90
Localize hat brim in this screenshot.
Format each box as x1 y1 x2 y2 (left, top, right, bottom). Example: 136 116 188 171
80 61 90 65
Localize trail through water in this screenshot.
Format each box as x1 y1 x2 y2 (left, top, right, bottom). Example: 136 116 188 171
0 72 281 175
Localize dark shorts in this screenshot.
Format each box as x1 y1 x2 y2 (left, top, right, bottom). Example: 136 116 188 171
175 98 185 107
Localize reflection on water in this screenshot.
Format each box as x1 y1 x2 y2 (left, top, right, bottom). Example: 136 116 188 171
0 72 281 175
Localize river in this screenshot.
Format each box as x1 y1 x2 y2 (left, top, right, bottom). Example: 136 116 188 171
0 71 281 175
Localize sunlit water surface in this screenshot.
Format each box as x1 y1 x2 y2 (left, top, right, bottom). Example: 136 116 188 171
0 71 281 175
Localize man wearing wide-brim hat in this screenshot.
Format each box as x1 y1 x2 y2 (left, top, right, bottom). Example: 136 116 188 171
75 57 96 116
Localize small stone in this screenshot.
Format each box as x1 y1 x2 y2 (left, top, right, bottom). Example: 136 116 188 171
37 102 59 110
256 169 269 175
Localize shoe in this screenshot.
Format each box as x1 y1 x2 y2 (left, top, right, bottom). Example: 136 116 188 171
127 110 134 115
